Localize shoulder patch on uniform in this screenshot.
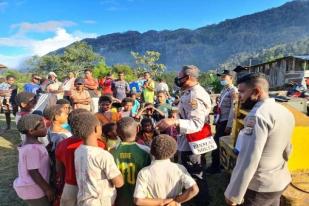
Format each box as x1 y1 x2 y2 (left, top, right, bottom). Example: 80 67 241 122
246 117 256 128
244 116 256 135
190 99 198 110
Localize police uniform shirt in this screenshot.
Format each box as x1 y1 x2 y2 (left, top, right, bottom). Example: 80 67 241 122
224 98 295 204
178 84 212 151
218 85 238 128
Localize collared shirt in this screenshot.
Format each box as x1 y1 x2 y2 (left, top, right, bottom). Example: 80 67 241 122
134 159 196 200
225 98 295 204
177 84 212 151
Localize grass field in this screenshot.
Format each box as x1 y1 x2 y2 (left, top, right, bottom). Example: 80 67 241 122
0 114 228 206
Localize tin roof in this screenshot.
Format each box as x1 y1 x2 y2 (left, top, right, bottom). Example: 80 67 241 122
250 55 309 68
293 55 309 61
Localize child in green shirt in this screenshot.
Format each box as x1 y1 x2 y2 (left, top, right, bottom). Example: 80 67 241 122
112 117 151 206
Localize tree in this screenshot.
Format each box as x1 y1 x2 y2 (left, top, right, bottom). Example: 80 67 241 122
92 60 111 78
131 50 166 78
26 41 103 79
58 41 103 77
111 64 137 82
199 72 222 93
160 71 178 90
1 69 31 91
25 55 61 76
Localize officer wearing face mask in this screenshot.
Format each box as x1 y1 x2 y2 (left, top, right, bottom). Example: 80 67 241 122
207 70 238 174
157 65 212 206
224 73 295 206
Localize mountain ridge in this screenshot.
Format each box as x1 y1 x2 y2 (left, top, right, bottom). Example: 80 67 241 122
54 0 309 70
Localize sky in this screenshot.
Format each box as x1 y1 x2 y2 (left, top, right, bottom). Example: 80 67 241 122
0 0 291 68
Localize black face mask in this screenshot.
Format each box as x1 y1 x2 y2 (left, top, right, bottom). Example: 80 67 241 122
241 97 258 110
174 75 189 88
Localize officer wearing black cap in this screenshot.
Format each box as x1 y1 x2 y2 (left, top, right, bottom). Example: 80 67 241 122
233 66 249 80
207 69 238 174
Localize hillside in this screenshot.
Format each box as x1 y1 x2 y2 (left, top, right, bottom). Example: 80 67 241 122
55 0 309 70
221 38 309 68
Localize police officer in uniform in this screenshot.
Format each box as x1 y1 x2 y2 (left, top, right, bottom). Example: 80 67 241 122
225 73 295 206
157 65 211 205
207 69 238 173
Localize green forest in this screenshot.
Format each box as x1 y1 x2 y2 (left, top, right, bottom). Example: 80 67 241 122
0 42 222 93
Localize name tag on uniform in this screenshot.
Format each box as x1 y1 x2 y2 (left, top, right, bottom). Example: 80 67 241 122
189 136 217 155
186 124 216 155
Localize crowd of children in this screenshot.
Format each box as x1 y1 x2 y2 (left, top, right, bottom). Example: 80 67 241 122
6 68 202 206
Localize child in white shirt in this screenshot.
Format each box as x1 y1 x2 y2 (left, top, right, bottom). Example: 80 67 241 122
73 113 124 206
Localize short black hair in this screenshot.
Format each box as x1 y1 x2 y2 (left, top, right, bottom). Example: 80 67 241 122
129 91 137 97
118 71 124 75
71 113 100 139
99 95 112 105
122 97 134 106
6 75 16 80
15 92 35 107
117 117 137 140
144 102 153 108
102 122 116 137
141 117 153 127
237 72 264 84
49 105 64 121
157 90 167 95
56 99 70 105
43 106 52 120
84 68 93 73
151 134 177 160
17 114 43 134
68 108 90 126
168 109 178 118
237 72 269 92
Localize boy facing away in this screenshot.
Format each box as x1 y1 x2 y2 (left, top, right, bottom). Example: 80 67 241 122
134 134 199 206
112 117 151 206
74 113 124 206
55 109 106 206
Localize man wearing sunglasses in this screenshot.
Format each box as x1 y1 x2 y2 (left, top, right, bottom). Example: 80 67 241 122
24 74 41 94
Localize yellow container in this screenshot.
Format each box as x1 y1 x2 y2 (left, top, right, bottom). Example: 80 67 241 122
222 101 309 173
281 103 309 172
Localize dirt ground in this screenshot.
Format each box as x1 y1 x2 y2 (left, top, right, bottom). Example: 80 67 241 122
0 114 228 206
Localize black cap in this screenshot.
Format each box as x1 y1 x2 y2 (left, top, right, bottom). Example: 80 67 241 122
233 66 248 73
217 69 235 77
